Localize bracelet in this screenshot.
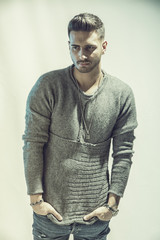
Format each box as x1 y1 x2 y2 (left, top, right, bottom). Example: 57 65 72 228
104 203 119 217
30 199 44 206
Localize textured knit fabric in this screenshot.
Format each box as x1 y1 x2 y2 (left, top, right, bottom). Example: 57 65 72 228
23 65 138 225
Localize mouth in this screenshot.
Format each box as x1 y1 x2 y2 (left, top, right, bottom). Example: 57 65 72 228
77 61 91 67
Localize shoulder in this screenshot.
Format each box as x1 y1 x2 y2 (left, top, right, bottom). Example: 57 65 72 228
104 73 135 103
37 66 70 86
27 66 70 102
29 66 70 95
106 73 132 94
102 72 136 110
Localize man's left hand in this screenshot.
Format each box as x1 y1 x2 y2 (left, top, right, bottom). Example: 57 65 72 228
83 206 112 221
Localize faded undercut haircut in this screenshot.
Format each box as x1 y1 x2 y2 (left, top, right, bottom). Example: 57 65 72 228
68 13 105 40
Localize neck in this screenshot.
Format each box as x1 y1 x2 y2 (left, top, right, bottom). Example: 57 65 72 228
73 65 102 92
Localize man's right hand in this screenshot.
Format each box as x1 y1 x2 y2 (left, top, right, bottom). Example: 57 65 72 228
30 194 63 221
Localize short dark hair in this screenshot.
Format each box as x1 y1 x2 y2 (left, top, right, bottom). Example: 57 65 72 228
68 13 105 40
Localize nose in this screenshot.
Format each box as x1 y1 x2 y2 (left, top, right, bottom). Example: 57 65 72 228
78 48 87 60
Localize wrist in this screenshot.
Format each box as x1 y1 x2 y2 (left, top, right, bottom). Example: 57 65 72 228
30 194 43 205
104 203 119 217
108 193 120 207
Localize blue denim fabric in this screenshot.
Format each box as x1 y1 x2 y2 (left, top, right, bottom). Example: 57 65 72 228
33 213 110 240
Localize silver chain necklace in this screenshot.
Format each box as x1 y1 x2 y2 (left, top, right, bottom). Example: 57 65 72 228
75 72 103 140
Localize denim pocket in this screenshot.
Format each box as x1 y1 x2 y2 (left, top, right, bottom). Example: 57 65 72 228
34 212 49 220
46 213 62 224
97 218 110 224
33 229 51 239
34 213 47 217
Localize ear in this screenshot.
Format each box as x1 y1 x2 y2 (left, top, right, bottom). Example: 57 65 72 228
102 41 107 54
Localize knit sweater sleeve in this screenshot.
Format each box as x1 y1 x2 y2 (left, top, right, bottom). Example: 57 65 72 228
108 86 138 197
22 75 54 195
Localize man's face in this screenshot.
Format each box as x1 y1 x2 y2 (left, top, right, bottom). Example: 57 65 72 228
69 31 107 73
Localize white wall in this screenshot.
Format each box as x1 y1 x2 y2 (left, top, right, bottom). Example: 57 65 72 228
0 0 160 239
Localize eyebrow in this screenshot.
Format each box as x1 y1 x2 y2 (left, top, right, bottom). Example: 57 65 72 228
70 44 79 46
70 44 97 47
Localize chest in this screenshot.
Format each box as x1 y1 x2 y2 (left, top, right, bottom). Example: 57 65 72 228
49 86 120 142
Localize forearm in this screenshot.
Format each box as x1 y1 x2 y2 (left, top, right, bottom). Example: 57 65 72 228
23 141 45 194
109 131 135 197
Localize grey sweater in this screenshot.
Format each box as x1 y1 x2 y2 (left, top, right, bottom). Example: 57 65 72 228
23 65 138 225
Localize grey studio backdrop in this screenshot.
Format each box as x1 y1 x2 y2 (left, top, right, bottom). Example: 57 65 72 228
0 0 159 240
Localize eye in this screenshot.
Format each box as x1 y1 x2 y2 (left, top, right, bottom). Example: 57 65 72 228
85 45 96 52
72 46 80 51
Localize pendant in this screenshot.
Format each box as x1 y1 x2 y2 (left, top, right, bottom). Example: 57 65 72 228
85 133 90 140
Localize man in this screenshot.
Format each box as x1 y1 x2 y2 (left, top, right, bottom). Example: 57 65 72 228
23 13 138 240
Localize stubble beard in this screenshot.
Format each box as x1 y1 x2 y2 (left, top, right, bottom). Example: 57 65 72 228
75 58 101 74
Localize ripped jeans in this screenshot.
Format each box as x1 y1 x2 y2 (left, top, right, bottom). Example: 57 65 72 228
32 213 110 240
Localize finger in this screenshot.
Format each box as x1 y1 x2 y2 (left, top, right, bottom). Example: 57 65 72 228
50 207 63 221
83 211 95 221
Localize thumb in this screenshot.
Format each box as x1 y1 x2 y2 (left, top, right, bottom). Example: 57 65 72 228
84 210 96 221
49 205 63 221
